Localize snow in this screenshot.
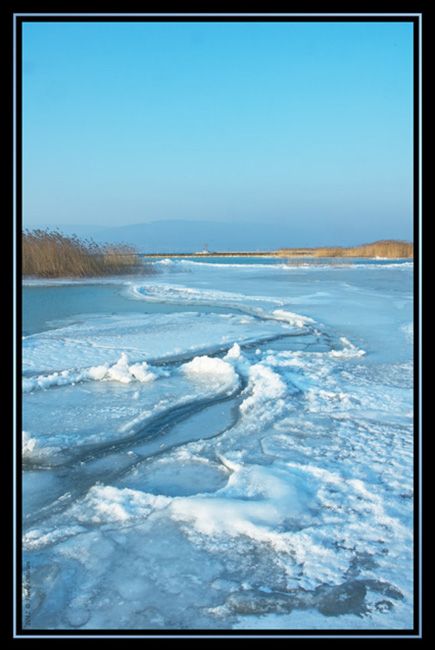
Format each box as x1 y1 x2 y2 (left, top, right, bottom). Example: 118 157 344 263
240 364 287 420
22 430 37 457
68 485 171 525
329 337 366 358
23 352 157 393
271 309 315 327
224 342 241 360
401 322 413 343
21 257 414 630
22 310 297 376
181 355 239 393
98 352 156 384
128 281 283 307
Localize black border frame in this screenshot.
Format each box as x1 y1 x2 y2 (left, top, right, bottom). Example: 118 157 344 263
8 8 423 640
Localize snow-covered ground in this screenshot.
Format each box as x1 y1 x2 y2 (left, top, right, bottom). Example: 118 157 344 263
22 257 414 630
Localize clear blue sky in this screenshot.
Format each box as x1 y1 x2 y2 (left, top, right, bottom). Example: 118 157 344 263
23 20 413 244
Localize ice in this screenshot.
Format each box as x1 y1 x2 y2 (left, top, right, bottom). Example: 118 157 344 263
22 430 37 457
329 337 366 358
22 430 59 464
271 309 315 327
21 258 414 630
401 322 413 343
239 364 287 425
224 342 241 360
128 281 284 307
22 310 298 377
181 355 239 393
96 352 156 384
116 451 230 497
23 353 158 393
22 370 243 466
68 485 171 525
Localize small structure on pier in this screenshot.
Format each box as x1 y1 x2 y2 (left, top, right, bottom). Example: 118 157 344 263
194 243 210 255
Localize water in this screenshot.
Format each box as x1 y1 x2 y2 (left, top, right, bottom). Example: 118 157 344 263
157 255 411 266
23 283 241 336
22 257 414 630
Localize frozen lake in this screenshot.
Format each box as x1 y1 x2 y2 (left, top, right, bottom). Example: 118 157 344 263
22 256 414 630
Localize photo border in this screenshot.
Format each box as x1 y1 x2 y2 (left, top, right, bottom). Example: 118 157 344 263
10 9 423 640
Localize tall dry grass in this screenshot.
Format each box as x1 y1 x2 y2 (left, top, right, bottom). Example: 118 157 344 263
277 240 413 258
341 240 413 258
22 229 144 277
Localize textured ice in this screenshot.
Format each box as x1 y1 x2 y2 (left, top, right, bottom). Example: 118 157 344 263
224 343 242 360
22 370 242 465
239 364 287 422
23 352 158 393
21 258 414 630
181 355 239 393
271 309 315 327
401 322 413 343
23 430 37 457
23 310 300 377
128 281 283 306
116 451 230 497
151 258 413 273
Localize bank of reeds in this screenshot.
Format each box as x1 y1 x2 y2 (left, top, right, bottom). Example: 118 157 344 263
277 240 413 259
22 229 146 277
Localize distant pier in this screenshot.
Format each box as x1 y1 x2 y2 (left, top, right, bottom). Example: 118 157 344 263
140 251 278 258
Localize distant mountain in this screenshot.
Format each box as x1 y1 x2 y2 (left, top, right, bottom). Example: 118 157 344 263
24 219 410 253
87 220 342 253
24 223 108 239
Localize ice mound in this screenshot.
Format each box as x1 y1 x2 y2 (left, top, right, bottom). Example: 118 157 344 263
224 343 241 360
23 525 86 551
89 352 156 384
23 369 86 393
272 309 315 328
240 364 286 418
170 462 317 549
23 353 157 393
69 485 170 525
329 337 366 359
22 430 37 457
22 430 59 462
181 355 239 393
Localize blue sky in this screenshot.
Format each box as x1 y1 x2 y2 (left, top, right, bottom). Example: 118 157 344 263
23 20 414 244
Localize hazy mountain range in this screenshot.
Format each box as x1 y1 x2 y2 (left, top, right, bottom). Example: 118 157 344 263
92 220 299 252
26 219 408 253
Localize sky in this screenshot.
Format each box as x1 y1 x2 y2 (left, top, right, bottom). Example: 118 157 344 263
22 20 414 245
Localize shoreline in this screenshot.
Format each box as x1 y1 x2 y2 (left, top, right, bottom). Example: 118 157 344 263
140 241 413 260
141 252 413 260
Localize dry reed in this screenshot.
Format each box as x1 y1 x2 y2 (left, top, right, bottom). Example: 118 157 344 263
22 229 144 277
277 240 413 259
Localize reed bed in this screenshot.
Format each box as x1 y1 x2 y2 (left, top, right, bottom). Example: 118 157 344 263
277 240 413 259
22 229 145 277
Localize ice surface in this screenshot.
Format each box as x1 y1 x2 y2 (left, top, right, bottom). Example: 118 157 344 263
116 450 230 497
21 258 414 630
23 352 158 393
239 364 287 425
23 430 37 457
271 309 315 327
22 310 300 378
181 355 239 393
